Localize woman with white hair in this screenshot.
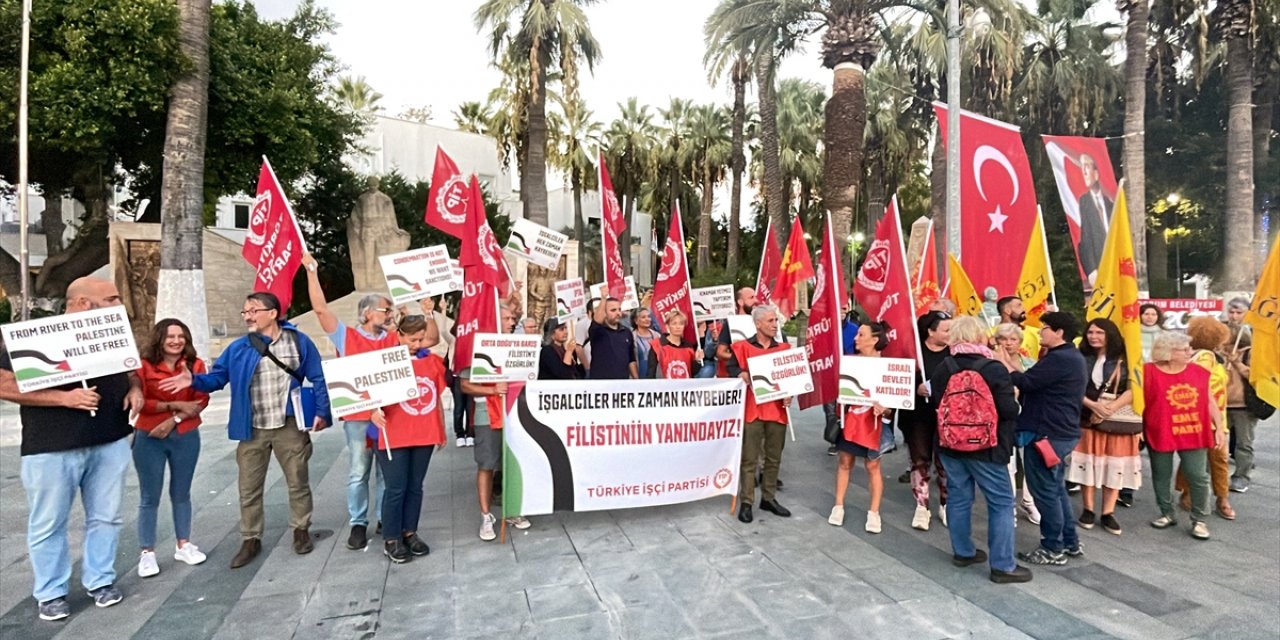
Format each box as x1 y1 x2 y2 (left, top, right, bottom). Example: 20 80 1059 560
993 322 1040 527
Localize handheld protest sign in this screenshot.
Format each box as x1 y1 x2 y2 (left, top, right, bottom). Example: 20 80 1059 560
726 315 755 343
2 307 141 393
837 356 917 410
504 218 568 270
691 285 735 323
379 246 462 304
469 333 541 382
745 347 812 403
589 277 639 311
555 278 587 321
321 346 418 419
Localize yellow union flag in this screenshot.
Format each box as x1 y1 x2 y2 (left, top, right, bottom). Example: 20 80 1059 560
1086 183 1144 413
1017 210 1053 328
1246 236 1280 409
948 253 985 320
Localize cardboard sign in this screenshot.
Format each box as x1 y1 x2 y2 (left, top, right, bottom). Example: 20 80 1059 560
691 285 735 323
469 333 541 382
837 356 916 410
589 277 639 311
321 346 419 419
555 278 587 321
745 347 812 403
504 218 568 270
1 307 142 393
379 246 461 304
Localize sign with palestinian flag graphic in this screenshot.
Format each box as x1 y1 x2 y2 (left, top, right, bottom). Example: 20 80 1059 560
378 245 461 304
1 307 140 393
554 278 587 321
503 217 568 270
745 347 811 403
690 285 735 323
837 356 916 410
468 333 540 383
502 379 746 516
589 277 639 312
320 346 418 419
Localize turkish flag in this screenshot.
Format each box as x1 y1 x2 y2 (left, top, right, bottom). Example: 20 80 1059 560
599 153 628 300
459 175 511 296
854 196 919 363
243 158 305 312
453 276 500 374
651 203 697 344
755 217 782 306
799 213 844 410
773 217 815 318
912 220 941 317
424 146 469 238
934 104 1038 296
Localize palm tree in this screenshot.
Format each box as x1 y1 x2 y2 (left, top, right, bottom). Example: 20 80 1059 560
704 41 753 274
776 78 825 228
655 98 695 225
1214 0 1256 290
154 0 212 356
335 75 383 114
547 100 601 277
1121 0 1150 290
453 101 493 134
604 98 656 278
687 104 732 271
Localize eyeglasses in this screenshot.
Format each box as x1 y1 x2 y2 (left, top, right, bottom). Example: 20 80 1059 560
240 308 272 317
373 307 393 314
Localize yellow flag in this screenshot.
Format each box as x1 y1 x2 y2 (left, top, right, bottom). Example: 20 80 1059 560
948 253 986 319
1246 236 1279 408
1086 183 1144 413
1016 210 1054 327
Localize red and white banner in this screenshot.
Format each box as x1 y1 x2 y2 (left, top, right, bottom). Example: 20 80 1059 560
599 153 628 301
799 213 844 410
1042 135 1120 289
1139 298 1224 330
459 175 512 296
854 195 920 364
243 158 306 311
424 146 468 239
756 218 782 307
651 204 696 344
774 217 815 318
453 277 500 374
934 104 1038 296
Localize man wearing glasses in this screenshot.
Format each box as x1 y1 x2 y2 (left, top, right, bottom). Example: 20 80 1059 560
160 291 331 569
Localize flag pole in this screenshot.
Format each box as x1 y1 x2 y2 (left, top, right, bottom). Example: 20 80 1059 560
262 155 309 254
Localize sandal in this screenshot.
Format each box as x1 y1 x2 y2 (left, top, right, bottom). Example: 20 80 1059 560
1215 500 1236 521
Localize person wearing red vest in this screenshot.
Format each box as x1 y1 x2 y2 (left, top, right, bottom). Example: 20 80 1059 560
726 305 792 523
369 315 448 564
649 310 702 379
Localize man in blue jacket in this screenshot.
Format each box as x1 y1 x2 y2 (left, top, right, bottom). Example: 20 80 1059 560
161 292 330 568
1007 311 1087 567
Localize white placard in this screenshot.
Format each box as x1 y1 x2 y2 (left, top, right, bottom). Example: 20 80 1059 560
691 285 735 323
589 277 640 311
321 346 419 419
378 246 461 304
1 307 141 393
469 333 541 382
726 315 755 343
838 356 917 410
745 347 812 403
504 218 569 270
555 278 587 321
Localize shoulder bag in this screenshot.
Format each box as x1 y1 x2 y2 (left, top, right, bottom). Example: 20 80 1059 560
1091 361 1143 435
248 333 318 429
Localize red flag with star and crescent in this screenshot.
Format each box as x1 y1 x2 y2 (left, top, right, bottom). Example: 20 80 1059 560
773 217 815 318
424 146 469 239
755 217 783 306
854 196 920 363
599 153 628 301
934 103 1039 297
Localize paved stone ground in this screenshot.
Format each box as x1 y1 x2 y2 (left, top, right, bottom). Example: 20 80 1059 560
1 392 1277 640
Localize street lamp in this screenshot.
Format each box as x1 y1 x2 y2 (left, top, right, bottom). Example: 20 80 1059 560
1167 193 1182 296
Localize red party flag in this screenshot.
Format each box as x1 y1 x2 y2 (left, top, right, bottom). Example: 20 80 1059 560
799 213 844 409
912 219 941 317
459 175 511 296
854 195 920 363
773 216 815 318
651 203 696 344
755 217 782 306
599 152 628 300
452 277 500 374
424 146 469 238
243 157 305 312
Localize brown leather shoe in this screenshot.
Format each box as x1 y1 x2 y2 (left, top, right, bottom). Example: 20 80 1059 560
293 528 313 555
230 538 261 569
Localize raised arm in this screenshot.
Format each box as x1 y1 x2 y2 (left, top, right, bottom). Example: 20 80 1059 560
301 254 339 335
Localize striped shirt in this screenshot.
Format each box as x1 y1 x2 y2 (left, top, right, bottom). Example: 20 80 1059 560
249 331 300 430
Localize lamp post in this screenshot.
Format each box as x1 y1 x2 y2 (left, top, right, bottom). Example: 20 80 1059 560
1167 193 1181 297
945 0 961 264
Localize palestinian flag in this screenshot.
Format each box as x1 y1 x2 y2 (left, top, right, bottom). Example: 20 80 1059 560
328 381 372 410
9 350 72 382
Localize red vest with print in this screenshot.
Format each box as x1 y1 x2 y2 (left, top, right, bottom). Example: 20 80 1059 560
1143 363 1215 453
340 326 400 422
378 354 448 450
730 338 790 424
651 338 697 379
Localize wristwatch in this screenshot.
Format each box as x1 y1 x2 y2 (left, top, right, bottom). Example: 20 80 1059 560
173 414 183 424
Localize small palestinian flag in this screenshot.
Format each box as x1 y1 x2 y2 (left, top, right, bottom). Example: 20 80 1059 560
10 350 72 382
752 375 781 399
385 274 422 298
838 374 872 401
471 353 503 377
328 381 372 409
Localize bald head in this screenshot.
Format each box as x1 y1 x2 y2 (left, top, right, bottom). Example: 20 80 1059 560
736 287 757 314
66 276 123 313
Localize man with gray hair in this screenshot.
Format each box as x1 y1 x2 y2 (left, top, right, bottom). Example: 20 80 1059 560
726 305 794 523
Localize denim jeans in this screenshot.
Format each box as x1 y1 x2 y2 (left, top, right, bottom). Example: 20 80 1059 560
21 437 131 602
375 445 435 539
940 453 1017 572
1024 437 1080 553
133 428 201 550
343 421 384 527
451 377 474 438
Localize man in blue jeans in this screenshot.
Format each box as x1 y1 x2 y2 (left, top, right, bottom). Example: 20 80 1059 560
0 277 145 621
1009 311 1088 566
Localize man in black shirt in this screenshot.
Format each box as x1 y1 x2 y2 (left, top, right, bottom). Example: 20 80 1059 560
0 277 144 621
586 298 637 380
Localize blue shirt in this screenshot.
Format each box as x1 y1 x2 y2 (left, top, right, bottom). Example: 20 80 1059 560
841 319 859 355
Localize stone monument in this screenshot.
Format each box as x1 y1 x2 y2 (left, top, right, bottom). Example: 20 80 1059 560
348 176 411 291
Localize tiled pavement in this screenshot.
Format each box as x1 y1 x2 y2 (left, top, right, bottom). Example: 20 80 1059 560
1 393 1277 639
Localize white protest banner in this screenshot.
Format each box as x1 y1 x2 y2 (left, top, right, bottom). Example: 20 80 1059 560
837 356 917 410
469 333 541 382
504 217 568 270
691 285 735 323
590 276 639 311
321 346 418 419
378 245 461 304
726 315 755 343
1 307 141 393
555 278 587 321
503 378 746 516
745 347 812 403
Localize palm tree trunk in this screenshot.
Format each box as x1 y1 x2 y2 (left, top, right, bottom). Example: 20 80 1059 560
866 148 886 234
155 0 211 356
1122 0 1149 291
1255 59 1277 271
573 166 585 278
622 195 635 278
757 54 786 246
698 164 714 272
524 40 554 311
726 62 747 275
824 62 867 277
1222 6 1255 290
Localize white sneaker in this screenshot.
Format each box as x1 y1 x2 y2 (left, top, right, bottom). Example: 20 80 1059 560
465 437 475 447
912 505 931 531
479 512 497 541
938 506 948 528
865 511 882 534
173 542 207 566
828 505 845 526
138 550 160 578
504 516 531 530
456 437 466 448
1021 499 1042 525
